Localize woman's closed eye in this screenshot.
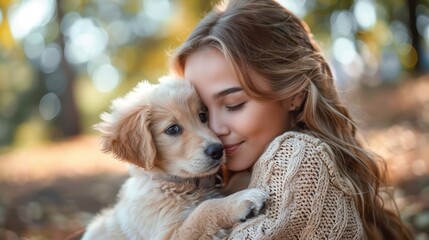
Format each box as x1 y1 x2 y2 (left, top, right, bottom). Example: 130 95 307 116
226 102 246 111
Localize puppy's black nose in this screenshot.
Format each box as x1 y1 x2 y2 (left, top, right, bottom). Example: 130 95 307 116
205 143 224 160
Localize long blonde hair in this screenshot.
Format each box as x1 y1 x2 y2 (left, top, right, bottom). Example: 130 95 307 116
170 0 413 239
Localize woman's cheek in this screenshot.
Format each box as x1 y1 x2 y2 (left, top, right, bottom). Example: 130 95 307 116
231 108 258 134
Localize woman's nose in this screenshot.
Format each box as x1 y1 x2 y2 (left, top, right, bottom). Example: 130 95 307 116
209 114 228 136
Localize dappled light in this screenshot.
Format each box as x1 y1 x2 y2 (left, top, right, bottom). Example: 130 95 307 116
353 0 376 30
1 0 428 239
8 0 55 40
39 93 61 121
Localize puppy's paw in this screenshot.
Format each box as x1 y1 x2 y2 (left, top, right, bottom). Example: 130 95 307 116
228 188 268 223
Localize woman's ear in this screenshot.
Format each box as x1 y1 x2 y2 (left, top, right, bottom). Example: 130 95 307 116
288 91 306 111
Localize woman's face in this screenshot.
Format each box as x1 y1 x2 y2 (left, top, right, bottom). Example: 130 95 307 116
184 49 293 171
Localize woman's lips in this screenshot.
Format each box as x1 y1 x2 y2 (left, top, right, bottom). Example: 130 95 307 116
224 142 243 155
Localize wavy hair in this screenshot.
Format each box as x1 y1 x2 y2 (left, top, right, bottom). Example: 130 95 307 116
170 0 413 239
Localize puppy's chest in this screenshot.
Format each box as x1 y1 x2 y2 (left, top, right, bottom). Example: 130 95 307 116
157 184 221 209
117 177 224 238
126 181 221 219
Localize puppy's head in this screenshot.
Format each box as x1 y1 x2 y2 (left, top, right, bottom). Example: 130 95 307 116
94 77 224 178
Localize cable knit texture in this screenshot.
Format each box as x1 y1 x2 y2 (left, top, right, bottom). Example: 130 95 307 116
227 131 364 240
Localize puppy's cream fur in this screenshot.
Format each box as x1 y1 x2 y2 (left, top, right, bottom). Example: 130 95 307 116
82 77 267 240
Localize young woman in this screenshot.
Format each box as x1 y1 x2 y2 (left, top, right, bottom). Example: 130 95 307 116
170 0 413 239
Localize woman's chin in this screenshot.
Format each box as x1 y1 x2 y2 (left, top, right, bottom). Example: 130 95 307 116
226 159 249 172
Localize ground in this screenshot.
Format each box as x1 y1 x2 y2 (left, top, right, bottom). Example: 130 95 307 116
0 76 428 240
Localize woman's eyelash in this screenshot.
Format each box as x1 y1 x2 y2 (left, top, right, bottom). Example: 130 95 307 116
226 102 246 111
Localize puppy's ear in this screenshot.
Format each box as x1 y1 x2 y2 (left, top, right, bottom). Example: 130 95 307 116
94 106 156 170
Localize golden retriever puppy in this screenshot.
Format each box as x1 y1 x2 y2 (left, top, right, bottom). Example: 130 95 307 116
82 77 268 240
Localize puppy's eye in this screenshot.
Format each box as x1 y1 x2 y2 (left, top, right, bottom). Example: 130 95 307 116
165 124 182 135
199 112 207 123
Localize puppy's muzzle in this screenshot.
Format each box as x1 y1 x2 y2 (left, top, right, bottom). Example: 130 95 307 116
204 143 224 161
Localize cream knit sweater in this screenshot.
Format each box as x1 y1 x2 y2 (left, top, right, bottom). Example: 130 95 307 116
227 131 364 240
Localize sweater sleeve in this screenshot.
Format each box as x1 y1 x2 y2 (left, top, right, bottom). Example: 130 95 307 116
226 132 363 240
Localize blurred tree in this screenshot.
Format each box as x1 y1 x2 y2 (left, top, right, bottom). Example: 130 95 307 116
378 0 427 75
54 0 81 137
407 0 421 74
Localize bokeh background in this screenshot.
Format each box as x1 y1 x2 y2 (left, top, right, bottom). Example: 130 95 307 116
0 0 429 239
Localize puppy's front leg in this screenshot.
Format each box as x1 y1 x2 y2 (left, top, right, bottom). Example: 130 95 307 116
172 188 268 240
